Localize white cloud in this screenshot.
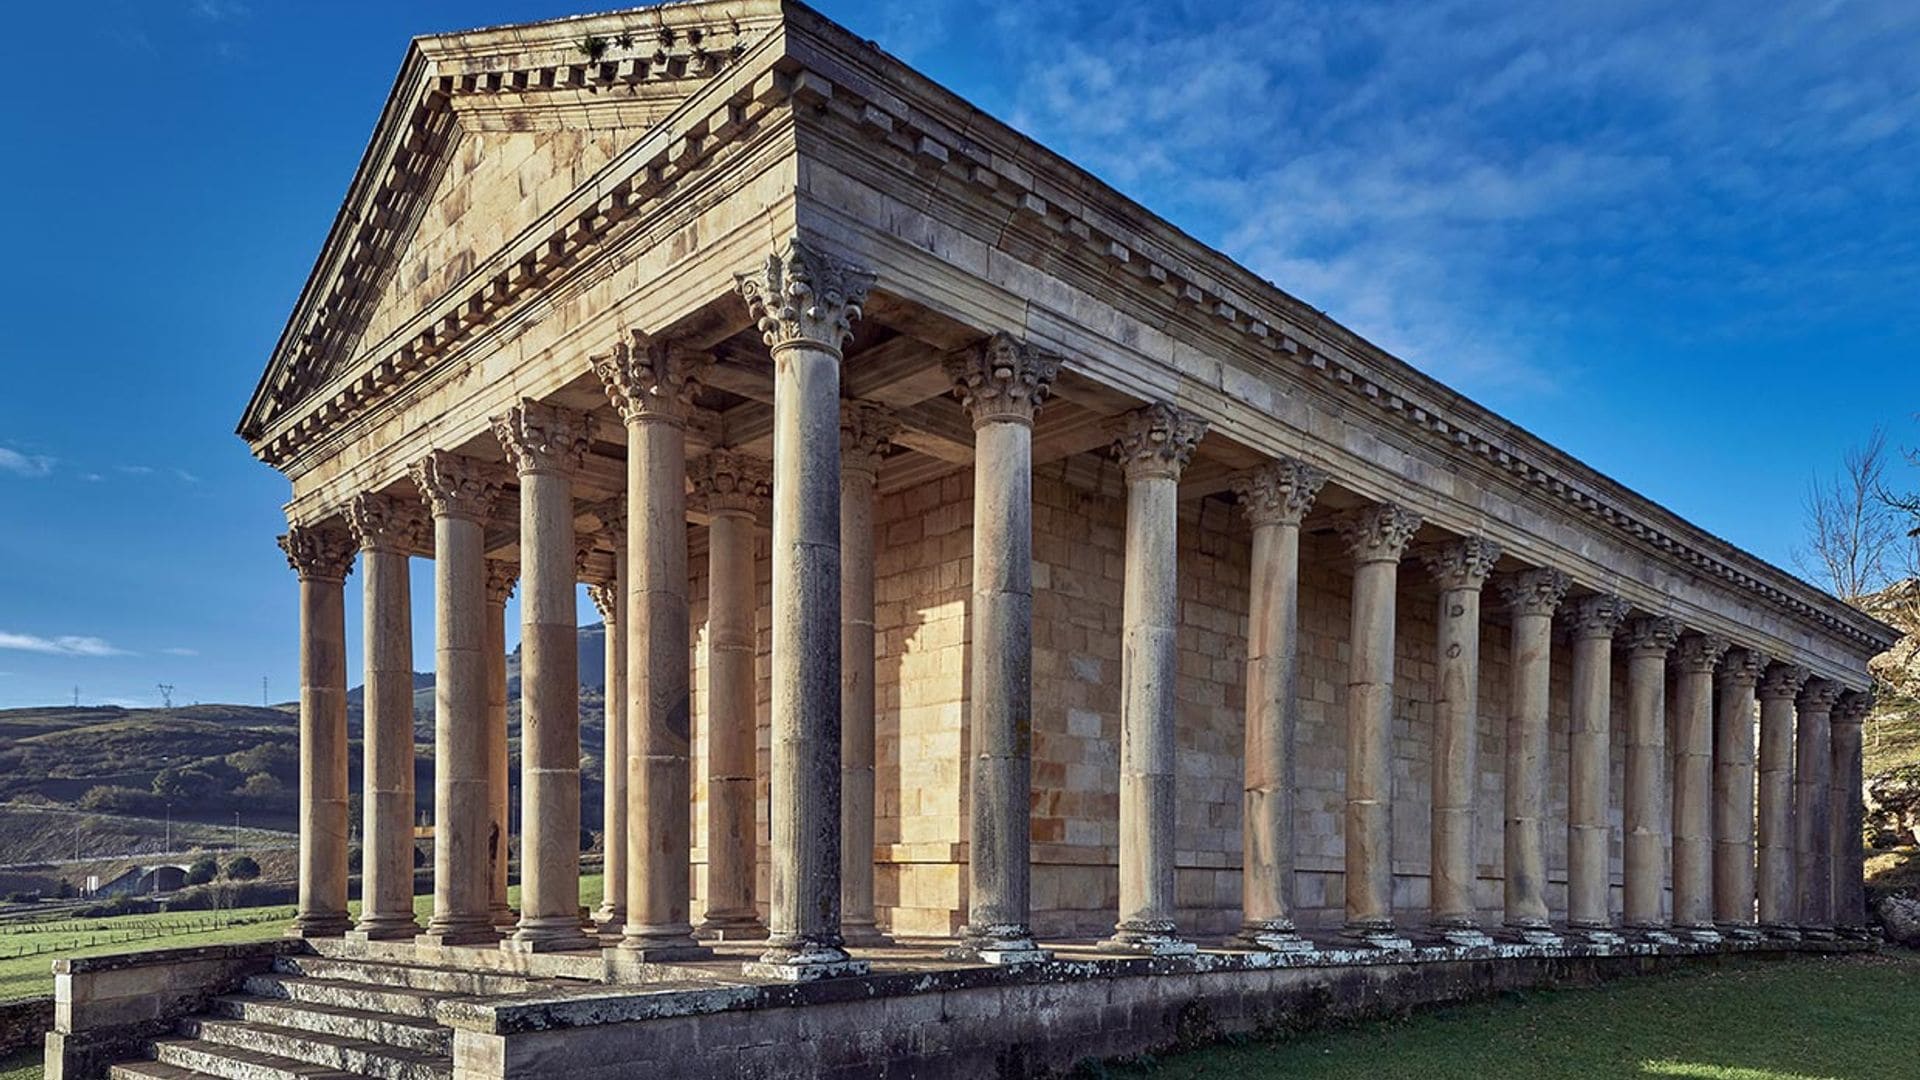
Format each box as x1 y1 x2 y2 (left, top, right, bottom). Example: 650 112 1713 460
160 647 199 657
0 632 134 658
116 465 155 476
0 448 55 477
173 468 201 484
191 0 249 20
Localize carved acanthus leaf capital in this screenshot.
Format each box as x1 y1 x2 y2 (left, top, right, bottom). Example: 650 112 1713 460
1499 567 1571 617
690 450 772 517
574 536 599 584
1566 594 1630 638
1673 632 1732 674
1798 678 1844 712
484 560 518 605
945 332 1062 427
1420 536 1502 590
278 524 356 582
410 451 502 522
1230 458 1328 528
1337 502 1424 564
346 492 427 554
1623 616 1680 656
1110 401 1207 482
1717 647 1768 687
1832 688 1875 725
840 400 899 479
735 241 874 355
588 582 619 623
596 497 627 549
592 332 708 426
491 399 593 476
1758 663 1810 701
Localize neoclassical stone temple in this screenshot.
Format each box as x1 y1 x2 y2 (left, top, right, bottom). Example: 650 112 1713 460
51 3 1898 1078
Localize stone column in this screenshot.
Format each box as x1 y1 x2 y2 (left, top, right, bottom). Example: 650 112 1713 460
691 451 772 941
1756 663 1807 937
1831 690 1872 937
1225 459 1327 954
1420 536 1500 947
1672 631 1729 941
279 523 355 939
736 242 872 980
411 451 502 946
1566 593 1628 943
1497 567 1570 944
1102 402 1207 956
1335 501 1423 949
947 334 1061 964
493 400 597 953
484 560 517 927
1713 648 1765 938
1794 679 1840 937
345 494 426 941
1622 616 1678 939
839 400 898 947
595 336 710 962
588 501 628 933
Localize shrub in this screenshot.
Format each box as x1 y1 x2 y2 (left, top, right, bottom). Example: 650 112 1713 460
225 855 261 881
3 891 40 904
185 856 219 886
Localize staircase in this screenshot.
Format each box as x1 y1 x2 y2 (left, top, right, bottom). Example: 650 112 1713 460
107 953 538 1080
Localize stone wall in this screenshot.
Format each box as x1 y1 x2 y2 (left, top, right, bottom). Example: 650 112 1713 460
0 996 52 1056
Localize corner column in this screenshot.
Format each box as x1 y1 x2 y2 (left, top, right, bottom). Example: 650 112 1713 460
484 561 517 927
279 524 355 938
839 401 898 947
1102 402 1208 956
1672 631 1730 942
1567 594 1628 943
493 400 597 953
1794 679 1840 937
736 242 873 980
1497 567 1570 944
1335 501 1423 949
589 501 628 933
1713 649 1765 938
691 451 772 941
1229 459 1326 953
1756 663 1808 937
1831 690 1872 938
1421 536 1500 947
947 334 1060 964
1623 616 1679 940
346 494 427 941
411 451 502 946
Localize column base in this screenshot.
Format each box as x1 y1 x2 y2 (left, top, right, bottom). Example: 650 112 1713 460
744 939 870 982
504 917 598 953
1499 924 1563 947
1342 924 1413 951
1231 921 1315 954
840 921 894 948
1101 919 1197 956
416 923 501 948
489 905 518 929
1799 925 1837 941
1838 924 1873 942
1567 925 1626 946
694 915 770 942
287 913 352 939
619 922 713 961
1677 925 1723 945
346 916 422 943
945 925 1053 965
592 904 626 935
1760 923 1803 942
1628 925 1680 946
1715 922 1764 942
1427 921 1493 949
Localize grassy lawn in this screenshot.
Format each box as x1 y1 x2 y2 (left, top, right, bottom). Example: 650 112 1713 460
0 874 603 1004
1113 951 1920 1080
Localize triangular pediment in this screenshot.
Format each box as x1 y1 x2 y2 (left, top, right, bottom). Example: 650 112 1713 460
239 0 785 443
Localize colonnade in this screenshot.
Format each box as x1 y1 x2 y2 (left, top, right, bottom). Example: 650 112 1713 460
276 242 1875 976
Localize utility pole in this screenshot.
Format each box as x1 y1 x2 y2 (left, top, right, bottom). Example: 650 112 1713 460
157 683 175 708
165 804 172 853
261 676 269 707
72 685 80 707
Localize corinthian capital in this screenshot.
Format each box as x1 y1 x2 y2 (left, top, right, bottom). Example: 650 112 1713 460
491 399 593 477
1833 688 1875 725
1499 567 1571 617
592 332 708 426
484 559 518 605
596 497 627 546
946 332 1061 428
1673 632 1731 674
1336 502 1422 565
279 524 356 582
588 583 619 623
346 492 427 554
840 400 899 480
1717 647 1767 687
736 241 874 355
1623 616 1679 657
1420 536 1501 590
690 450 772 517
1758 663 1809 701
1566 594 1629 639
1798 678 1844 712
1230 458 1327 528
410 451 502 522
1110 401 1207 482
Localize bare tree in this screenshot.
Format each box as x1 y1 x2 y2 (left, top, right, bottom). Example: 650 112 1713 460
1795 429 1901 603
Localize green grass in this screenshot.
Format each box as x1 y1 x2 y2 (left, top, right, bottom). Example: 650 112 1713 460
0 874 603 1004
1114 951 1920 1080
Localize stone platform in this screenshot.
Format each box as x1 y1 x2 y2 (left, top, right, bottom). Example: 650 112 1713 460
48 934 1871 1080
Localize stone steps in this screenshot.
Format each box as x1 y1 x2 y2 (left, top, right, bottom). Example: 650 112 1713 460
149 1037 365 1080
178 1016 450 1080
274 953 534 997
208 995 452 1055
241 973 444 1020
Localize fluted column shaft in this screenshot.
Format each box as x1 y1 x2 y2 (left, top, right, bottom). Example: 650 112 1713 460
1794 681 1839 935
1672 633 1729 936
1104 402 1207 956
412 452 499 946
1423 538 1499 940
1623 617 1678 932
1337 502 1422 942
1756 665 1806 933
281 526 354 939
485 563 515 927
591 511 628 932
347 496 425 941
1831 693 1870 935
1713 650 1764 933
839 402 895 946
1500 569 1569 936
1568 595 1627 935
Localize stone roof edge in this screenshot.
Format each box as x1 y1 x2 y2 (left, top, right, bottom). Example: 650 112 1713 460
777 2 1900 661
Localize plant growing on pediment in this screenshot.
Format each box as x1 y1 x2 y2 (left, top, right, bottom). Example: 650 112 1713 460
578 34 609 60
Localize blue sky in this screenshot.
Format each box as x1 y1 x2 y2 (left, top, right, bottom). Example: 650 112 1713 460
0 0 1915 709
